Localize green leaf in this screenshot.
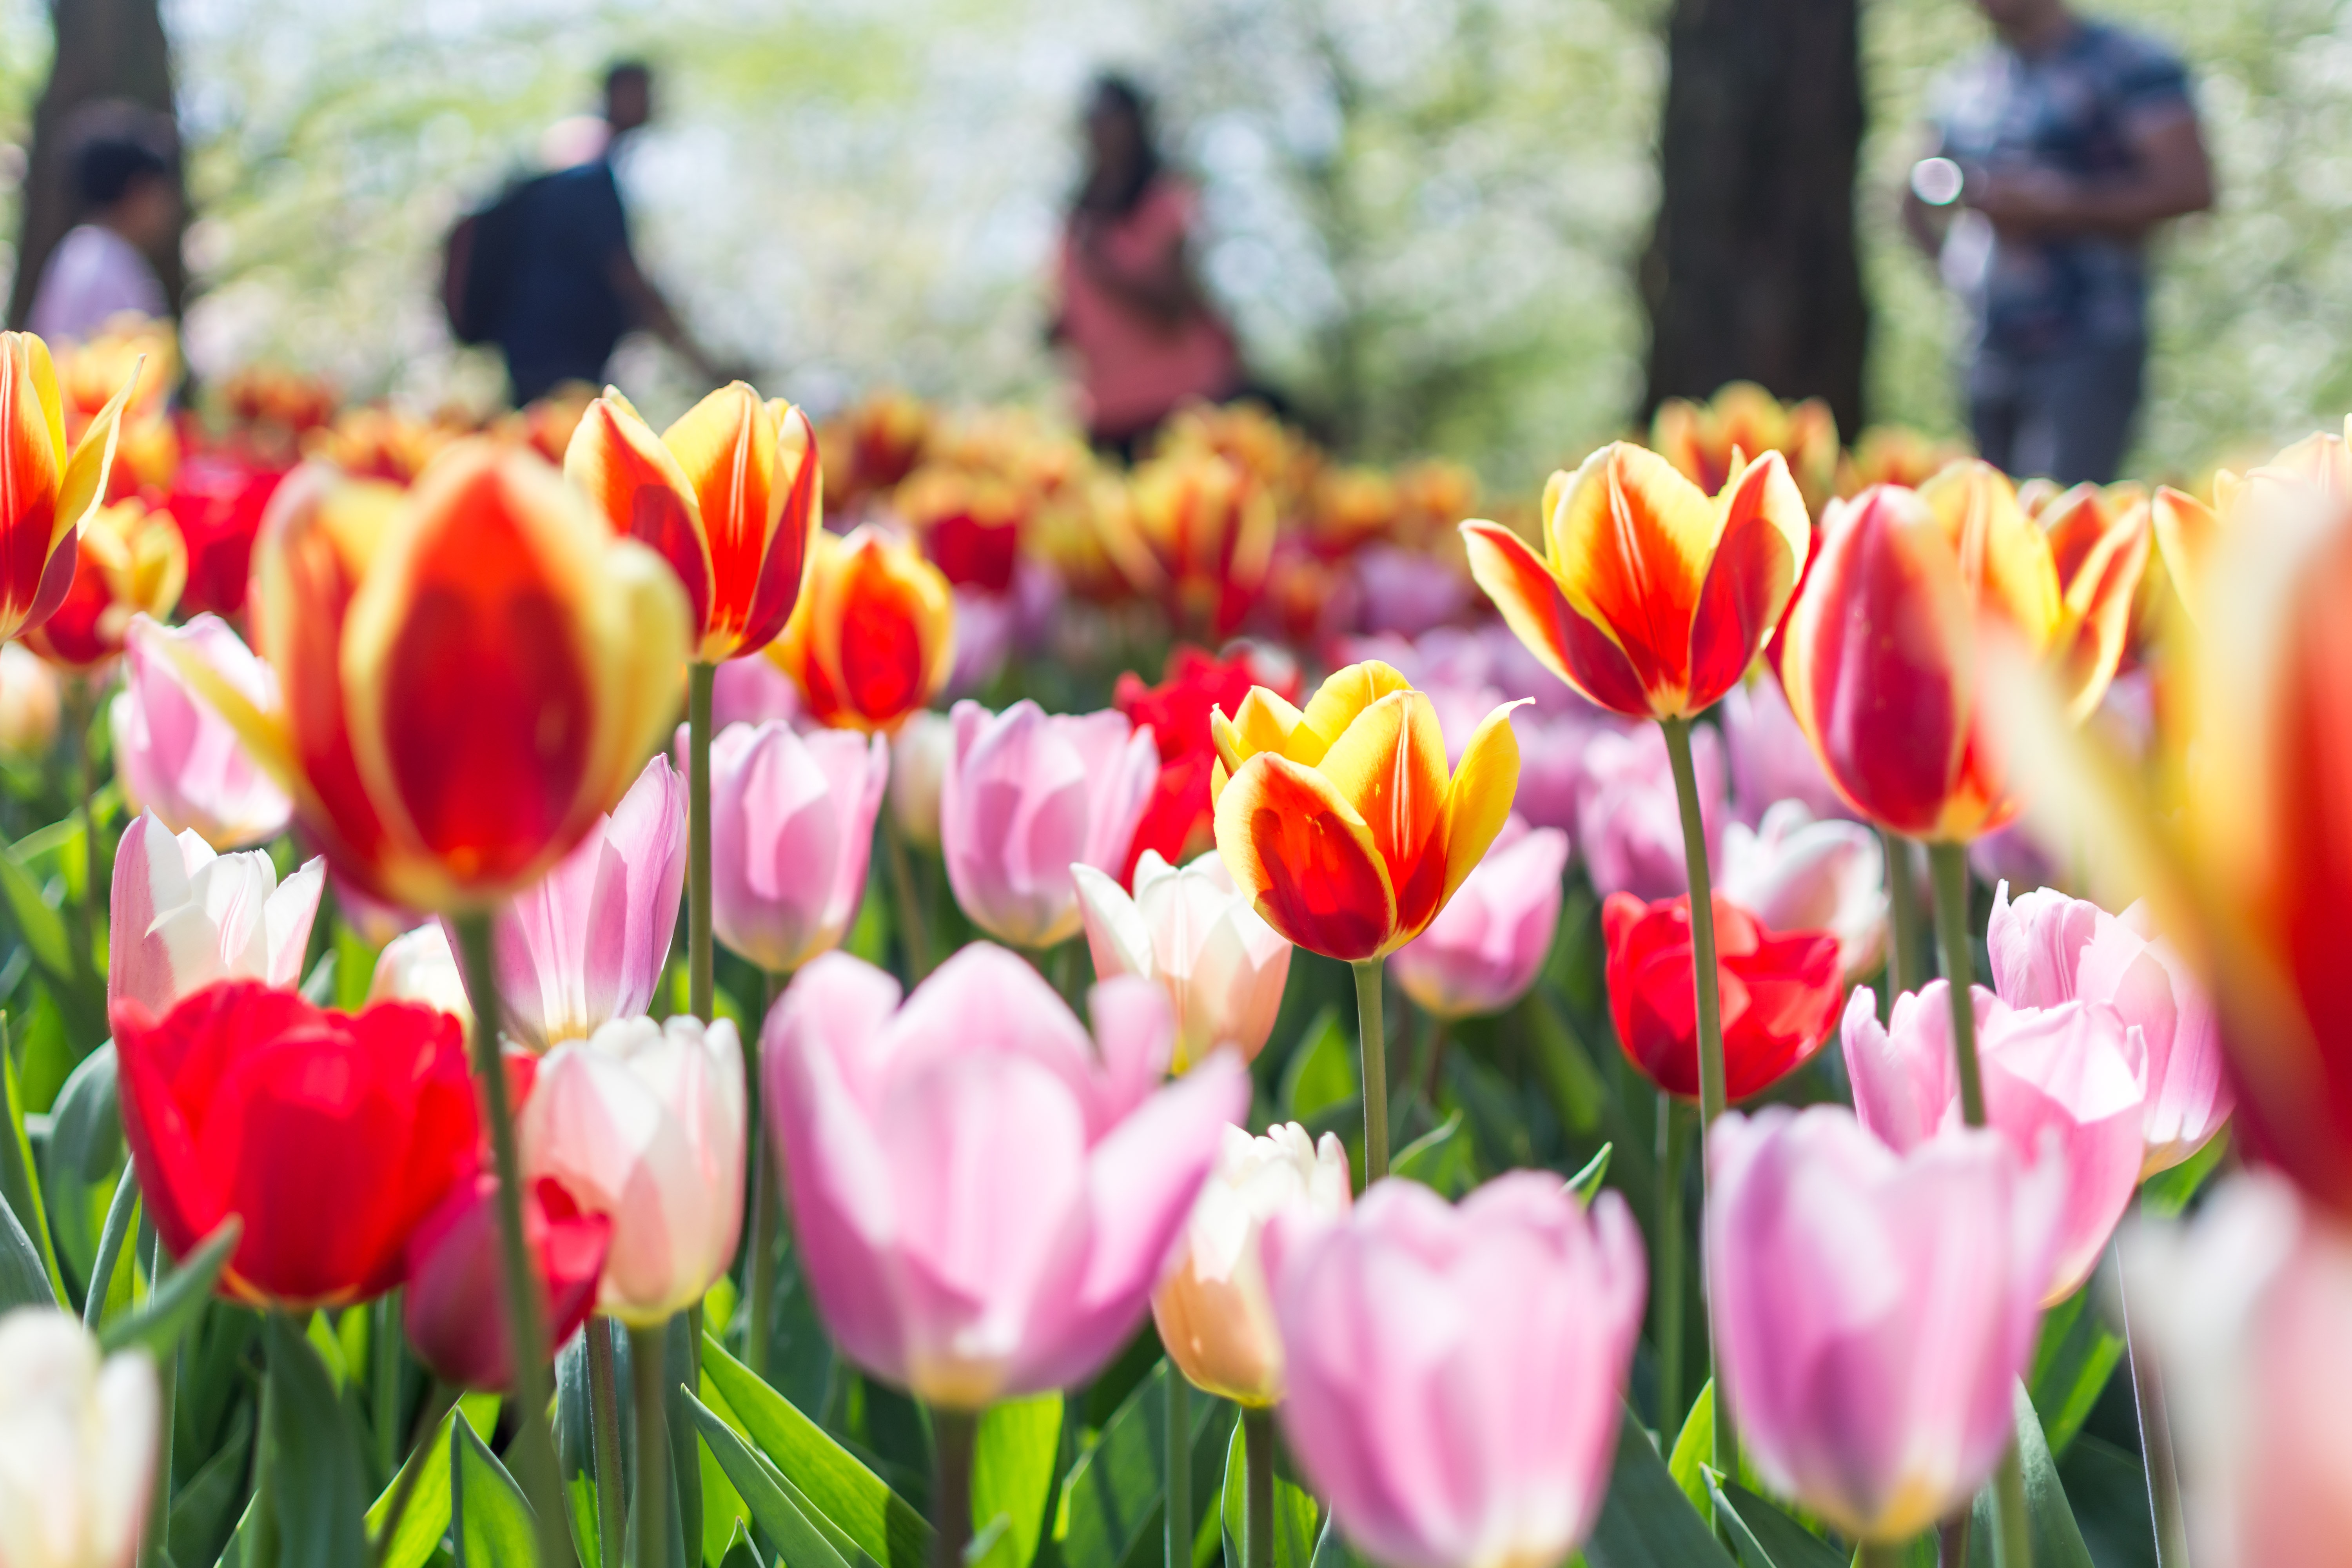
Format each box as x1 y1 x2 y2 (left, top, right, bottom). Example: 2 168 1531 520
1279 1008 1354 1121
2140 1130 2227 1220
0 1168 55 1309
0 836 73 978
101 1216 238 1356
1707 1481 1846 1568
718 1519 765 1568
1058 1360 1235 1568
0 1025 64 1297
334 917 383 1013
972 1391 1063 1568
169 1402 255 1568
1967 1386 2095 1568
1581 1404 1735 1568
453 1406 541 1566
264 1311 372 1568
368 1394 502 1568
1390 1112 1476 1198
2027 1285 2125 1461
81 1164 138 1330
684 1389 852 1568
1664 1383 1715 1522
1566 1144 1613 1208
1218 1415 1319 1568
300 949 339 1005
1521 987 1606 1136
700 1332 932 1568
42 1044 120 1298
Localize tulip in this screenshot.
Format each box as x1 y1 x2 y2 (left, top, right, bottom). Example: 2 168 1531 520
0 331 134 645
485 753 687 1049
1388 817 1569 1021
1604 891 1842 1101
1988 882 2231 1176
1099 450 1279 637
1719 676 1851 828
20 499 186 671
564 383 819 663
1835 425 1972 498
1717 802 1887 983
113 980 479 1306
1778 464 2145 841
767 524 955 734
1263 1173 1646 1568
945 586 1014 697
2129 1172 2352 1568
1151 1123 1350 1408
763 944 1249 1406
110 615 292 850
403 1173 612 1392
0 641 61 757
709 720 887 975
1459 441 1810 724
519 1013 745 1325
1073 849 1293 1070
163 450 287 621
107 810 325 1018
888 708 952 850
180 445 691 911
1575 722 1726 903
1209 660 1522 962
0 1307 160 1568
367 923 474 1029
1841 982 2144 1303
940 699 1158 949
1651 380 1840 514
1355 543 1471 637
820 388 932 513
1114 646 1301 882
1706 1105 2061 1543
709 652 802 730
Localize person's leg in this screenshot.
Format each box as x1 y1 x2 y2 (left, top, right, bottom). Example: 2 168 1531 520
2041 336 2147 486
1968 350 2023 477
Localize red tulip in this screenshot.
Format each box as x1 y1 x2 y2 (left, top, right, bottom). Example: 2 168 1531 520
113 979 480 1308
1114 646 1301 882
165 450 288 619
1603 891 1842 1100
403 1172 611 1392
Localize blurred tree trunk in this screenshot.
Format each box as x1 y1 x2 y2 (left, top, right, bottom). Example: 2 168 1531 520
7 0 183 330
1639 0 1867 439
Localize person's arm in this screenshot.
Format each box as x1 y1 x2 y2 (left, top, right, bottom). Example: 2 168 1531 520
1070 204 1207 328
1964 104 2214 241
606 250 739 385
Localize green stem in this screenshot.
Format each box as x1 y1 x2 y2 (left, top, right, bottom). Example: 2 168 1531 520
1925 843 1989 1127
1880 828 1922 1000
2116 1233 2188 1567
1936 1510 1973 1568
1658 715 1729 1480
689 663 715 1024
930 1406 979 1568
1859 1544 1910 1568
252 1321 283 1568
139 1230 174 1568
628 1322 673 1568
746 969 782 1383
83 1166 136 1328
1419 1012 1449 1105
1242 1408 1275 1568
588 1321 628 1568
373 1290 403 1483
1992 1446 2032 1568
882 809 933 982
1351 960 1390 1184
1165 1369 1189 1568
1655 1096 1690 1436
452 912 578 1568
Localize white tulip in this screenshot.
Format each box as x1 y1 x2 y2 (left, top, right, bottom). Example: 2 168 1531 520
1073 850 1292 1072
0 1308 158 1568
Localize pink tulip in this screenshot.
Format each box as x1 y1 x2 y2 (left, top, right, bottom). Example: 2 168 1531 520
1388 815 1569 1020
1717 801 1887 982
762 943 1248 1408
2131 1172 2352 1568
111 613 290 850
709 720 888 975
484 754 686 1049
108 809 324 1016
1707 1106 2061 1543
1989 882 2232 1174
1072 849 1292 1071
520 1013 746 1326
1842 981 2144 1303
367 924 474 1030
711 652 804 731
401 1172 611 1392
1576 722 1726 902
947 587 1015 698
1506 706 1589 836
1262 1173 1645 1568
1719 675 1851 827
939 699 1157 949
1355 544 1470 637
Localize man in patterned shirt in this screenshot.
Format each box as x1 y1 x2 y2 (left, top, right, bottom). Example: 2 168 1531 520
1904 0 2213 484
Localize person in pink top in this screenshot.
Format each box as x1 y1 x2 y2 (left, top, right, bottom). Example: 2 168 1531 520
1053 76 1244 457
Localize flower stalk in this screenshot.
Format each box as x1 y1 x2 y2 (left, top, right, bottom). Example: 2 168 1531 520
1166 1372 1190 1568
1243 1407 1276 1568
689 662 716 1023
931 1406 979 1568
588 1321 628 1568
1880 828 1922 998
628 1322 672 1568
1351 960 1390 1184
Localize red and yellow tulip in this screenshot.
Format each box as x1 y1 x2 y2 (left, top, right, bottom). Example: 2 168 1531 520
1651 380 1840 514
21 499 186 671
1460 441 1811 722
178 442 690 911
55 316 178 497
565 383 819 665
1101 449 1279 637
766 523 954 734
1209 660 1521 961
0 330 136 643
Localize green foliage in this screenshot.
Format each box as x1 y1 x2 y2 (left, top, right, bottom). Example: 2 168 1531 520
454 1408 542 1566
1217 1416 1320 1568
1058 1361 1235 1568
264 1311 373 1568
2030 1283 2129 1461
1580 1405 1734 1568
973 1392 1064 1568
1967 1388 2095 1568
1708 1481 1847 1568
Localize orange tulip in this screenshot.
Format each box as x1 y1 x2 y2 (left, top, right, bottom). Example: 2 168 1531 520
1100 450 1279 636
2146 426 2352 632
1460 441 1811 722
176 443 690 911
1834 425 1972 499
0 331 135 643
1209 660 1521 961
766 524 954 734
564 382 819 664
21 499 186 671
2021 479 2156 680
1779 461 2145 842
1651 381 1840 514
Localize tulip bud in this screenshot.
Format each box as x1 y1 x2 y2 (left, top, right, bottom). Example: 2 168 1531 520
1388 816 1569 1021
367 923 474 1030
111 615 292 850
0 1307 160 1568
403 1173 611 1392
1152 1123 1348 1406
887 708 952 850
1604 891 1842 1102
1074 850 1292 1071
767 524 955 733
0 331 134 646
708 721 887 975
107 811 325 1019
0 641 61 757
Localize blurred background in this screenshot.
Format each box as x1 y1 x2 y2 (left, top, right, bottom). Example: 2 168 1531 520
0 0 2344 492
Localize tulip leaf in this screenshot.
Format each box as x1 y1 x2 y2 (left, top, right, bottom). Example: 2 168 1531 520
1966 1387 2094 1568
1581 1404 1735 1568
2139 1130 2227 1220
718 1519 764 1568
169 1401 254 1568
2027 1285 2125 1461
369 1394 503 1568
81 1163 138 1329
42 1043 120 1301
0 1173 53 1310
1279 1007 1355 1122
685 1389 853 1568
1566 1143 1613 1208
0 836 73 979
454 1405 541 1566
263 1310 372 1568
1707 1480 1846 1568
1057 1360 1235 1568
701 1333 933 1568
104 1216 238 1356
0 1027 64 1299
1218 1412 1321 1568
972 1391 1063 1568
1390 1111 1476 1198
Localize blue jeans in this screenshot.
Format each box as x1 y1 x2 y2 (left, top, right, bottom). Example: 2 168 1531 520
1967 336 2146 486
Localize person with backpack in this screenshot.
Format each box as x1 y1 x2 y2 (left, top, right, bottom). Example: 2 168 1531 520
449 62 733 404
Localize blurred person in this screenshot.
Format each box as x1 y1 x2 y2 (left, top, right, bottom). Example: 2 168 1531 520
470 61 731 403
26 108 179 342
1051 75 1244 459
1904 0 2212 485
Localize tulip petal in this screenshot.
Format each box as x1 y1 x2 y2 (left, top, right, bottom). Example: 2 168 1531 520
1436 701 1527 922
565 392 712 642
1686 452 1809 712
1548 444 1720 704
1312 690 1452 934
1460 518 1653 717
732 401 820 657
1215 753 1397 962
